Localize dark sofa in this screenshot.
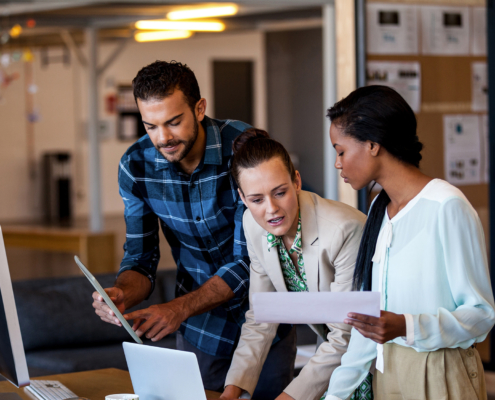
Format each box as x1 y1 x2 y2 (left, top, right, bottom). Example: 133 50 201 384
11 269 316 378
13 269 178 377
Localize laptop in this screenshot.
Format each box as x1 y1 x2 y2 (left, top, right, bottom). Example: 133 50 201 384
123 342 207 400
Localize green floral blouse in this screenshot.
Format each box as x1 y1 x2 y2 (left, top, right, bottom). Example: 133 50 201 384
266 214 372 400
267 213 308 292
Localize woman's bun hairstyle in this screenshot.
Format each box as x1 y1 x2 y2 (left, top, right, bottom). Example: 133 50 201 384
231 128 296 192
232 128 270 155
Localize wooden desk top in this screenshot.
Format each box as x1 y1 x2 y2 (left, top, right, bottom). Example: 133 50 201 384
0 369 221 400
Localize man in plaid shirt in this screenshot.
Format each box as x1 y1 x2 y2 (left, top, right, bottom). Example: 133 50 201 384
92 61 295 397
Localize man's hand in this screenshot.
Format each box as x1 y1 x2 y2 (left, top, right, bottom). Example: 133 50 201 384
124 301 188 341
91 270 152 327
344 310 406 344
219 385 243 400
92 287 126 326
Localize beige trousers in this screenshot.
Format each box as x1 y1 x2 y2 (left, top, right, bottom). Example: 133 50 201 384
372 343 486 400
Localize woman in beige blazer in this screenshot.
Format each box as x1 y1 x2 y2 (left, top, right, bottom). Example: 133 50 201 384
219 129 366 400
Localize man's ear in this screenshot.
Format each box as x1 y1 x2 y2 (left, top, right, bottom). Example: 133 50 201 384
369 141 381 157
196 98 207 122
238 188 247 206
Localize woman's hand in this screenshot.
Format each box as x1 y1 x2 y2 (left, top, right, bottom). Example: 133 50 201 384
344 311 406 344
275 392 295 400
219 385 243 400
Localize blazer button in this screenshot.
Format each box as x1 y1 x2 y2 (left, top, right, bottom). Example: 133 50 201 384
196 216 201 221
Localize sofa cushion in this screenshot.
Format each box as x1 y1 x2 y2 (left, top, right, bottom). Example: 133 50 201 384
14 270 173 352
26 337 177 374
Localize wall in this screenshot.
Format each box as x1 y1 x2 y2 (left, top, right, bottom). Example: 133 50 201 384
0 30 266 222
266 28 324 195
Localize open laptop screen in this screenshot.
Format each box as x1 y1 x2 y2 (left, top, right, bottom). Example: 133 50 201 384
0 227 30 387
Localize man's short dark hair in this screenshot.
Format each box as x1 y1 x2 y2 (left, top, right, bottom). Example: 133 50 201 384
132 60 201 111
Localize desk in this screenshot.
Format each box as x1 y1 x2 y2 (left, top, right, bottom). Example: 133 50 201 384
0 369 221 400
1 226 115 274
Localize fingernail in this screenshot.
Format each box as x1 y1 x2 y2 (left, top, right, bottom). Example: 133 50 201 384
344 319 350 324
348 313 354 318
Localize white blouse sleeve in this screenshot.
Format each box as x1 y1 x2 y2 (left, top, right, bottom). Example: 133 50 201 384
411 197 495 350
325 328 376 400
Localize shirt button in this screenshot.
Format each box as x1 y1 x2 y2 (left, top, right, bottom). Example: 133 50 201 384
191 183 195 188
467 350 474 357
207 240 212 244
470 372 478 379
196 217 201 222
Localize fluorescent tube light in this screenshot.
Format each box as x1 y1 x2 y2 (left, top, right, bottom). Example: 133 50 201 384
135 20 225 32
167 5 238 20
134 30 193 42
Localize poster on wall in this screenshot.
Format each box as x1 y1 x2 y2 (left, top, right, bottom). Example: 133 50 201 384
472 7 487 56
481 114 489 183
472 62 487 112
421 6 470 55
443 115 481 185
366 61 421 113
366 3 419 55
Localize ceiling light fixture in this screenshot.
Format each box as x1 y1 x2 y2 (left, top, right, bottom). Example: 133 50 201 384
135 20 225 32
166 4 239 20
134 30 193 42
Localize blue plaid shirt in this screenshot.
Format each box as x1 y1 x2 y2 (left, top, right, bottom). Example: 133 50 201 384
117 116 251 356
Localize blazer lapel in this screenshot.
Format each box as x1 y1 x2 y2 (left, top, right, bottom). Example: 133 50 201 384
299 191 320 293
261 233 288 292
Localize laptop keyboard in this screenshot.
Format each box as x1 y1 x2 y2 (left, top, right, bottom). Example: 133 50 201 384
25 380 78 400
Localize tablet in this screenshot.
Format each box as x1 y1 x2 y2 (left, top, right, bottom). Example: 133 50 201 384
74 256 143 344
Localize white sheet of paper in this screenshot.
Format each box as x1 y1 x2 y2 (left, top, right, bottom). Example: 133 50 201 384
481 114 489 183
366 61 421 112
472 7 487 56
252 292 381 324
444 115 481 185
472 62 488 112
366 3 419 55
421 6 470 55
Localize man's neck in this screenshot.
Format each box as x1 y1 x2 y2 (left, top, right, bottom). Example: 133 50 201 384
179 121 207 175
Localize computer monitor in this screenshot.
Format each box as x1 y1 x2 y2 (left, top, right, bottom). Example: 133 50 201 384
0 226 29 387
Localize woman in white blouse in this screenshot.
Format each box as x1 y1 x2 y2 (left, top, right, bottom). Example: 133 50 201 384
325 85 495 400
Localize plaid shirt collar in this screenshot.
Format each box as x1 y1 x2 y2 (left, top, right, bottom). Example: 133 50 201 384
154 116 223 171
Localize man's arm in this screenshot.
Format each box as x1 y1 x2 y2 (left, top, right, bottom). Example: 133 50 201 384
124 275 234 340
92 157 160 326
121 196 248 341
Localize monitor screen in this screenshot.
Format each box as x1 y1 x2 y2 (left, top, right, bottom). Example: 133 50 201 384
0 227 29 387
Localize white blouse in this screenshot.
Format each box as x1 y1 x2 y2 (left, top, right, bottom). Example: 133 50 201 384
326 179 495 400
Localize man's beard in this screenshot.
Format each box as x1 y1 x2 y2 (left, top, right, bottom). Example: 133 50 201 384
156 119 199 164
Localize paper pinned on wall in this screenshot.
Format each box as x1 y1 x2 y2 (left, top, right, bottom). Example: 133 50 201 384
472 62 488 112
481 114 489 183
421 6 470 55
444 115 481 186
366 61 421 113
252 292 381 324
472 7 487 56
366 3 419 55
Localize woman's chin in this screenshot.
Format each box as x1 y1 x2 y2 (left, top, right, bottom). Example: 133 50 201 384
265 224 289 237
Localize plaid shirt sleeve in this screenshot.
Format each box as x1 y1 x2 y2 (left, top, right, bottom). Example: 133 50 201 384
214 197 250 308
116 157 160 295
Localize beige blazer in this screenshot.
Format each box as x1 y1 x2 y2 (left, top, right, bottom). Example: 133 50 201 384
225 190 366 400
